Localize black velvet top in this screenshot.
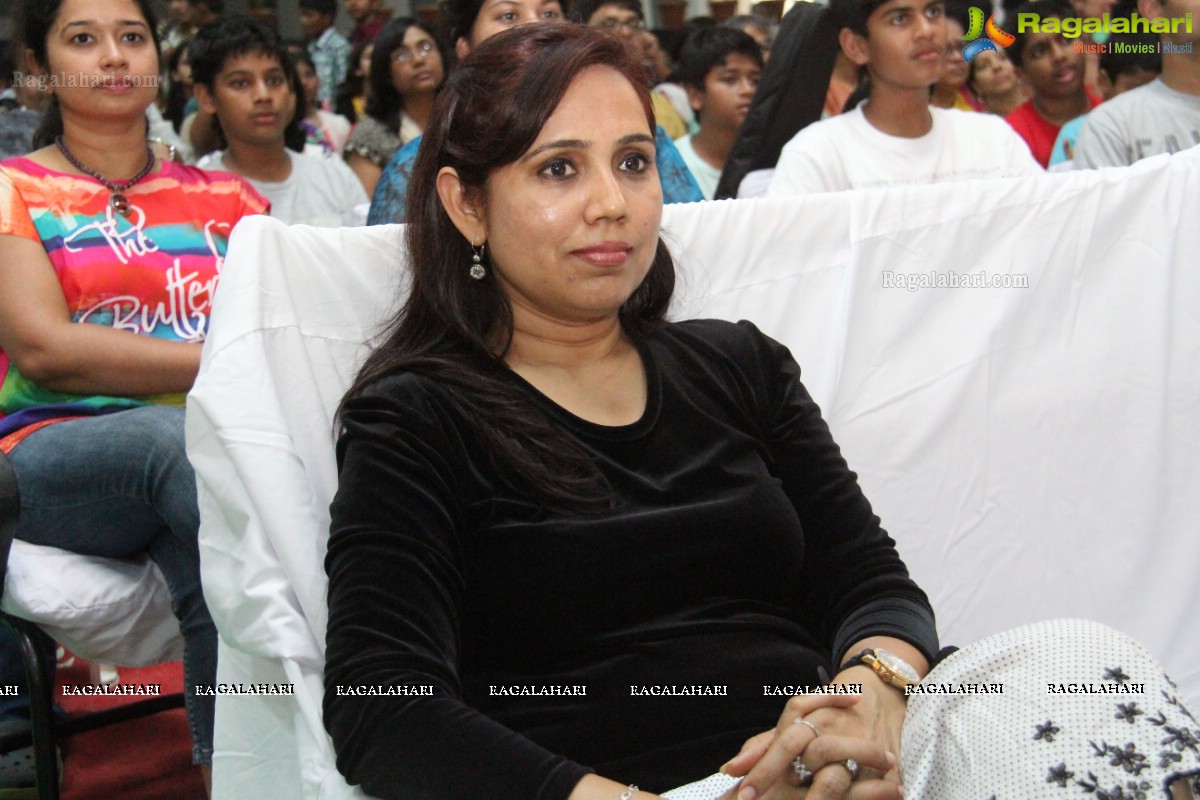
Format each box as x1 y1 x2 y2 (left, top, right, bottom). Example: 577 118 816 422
323 319 938 800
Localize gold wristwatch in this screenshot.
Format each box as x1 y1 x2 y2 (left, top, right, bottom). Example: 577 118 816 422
845 647 920 690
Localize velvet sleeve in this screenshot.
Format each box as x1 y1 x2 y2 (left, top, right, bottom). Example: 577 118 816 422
737 321 939 665
323 374 592 800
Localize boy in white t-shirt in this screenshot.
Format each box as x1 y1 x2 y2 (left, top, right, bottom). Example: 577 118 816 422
765 0 1041 195
672 28 764 200
190 16 367 227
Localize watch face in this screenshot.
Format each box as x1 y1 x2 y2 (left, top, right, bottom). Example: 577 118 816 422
875 649 920 683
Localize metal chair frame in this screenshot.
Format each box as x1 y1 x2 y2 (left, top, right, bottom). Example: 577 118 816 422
0 449 185 800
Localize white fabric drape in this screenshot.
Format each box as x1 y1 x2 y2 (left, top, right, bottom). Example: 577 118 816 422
186 148 1200 798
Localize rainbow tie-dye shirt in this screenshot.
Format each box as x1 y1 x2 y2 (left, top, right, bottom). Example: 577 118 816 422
0 157 267 439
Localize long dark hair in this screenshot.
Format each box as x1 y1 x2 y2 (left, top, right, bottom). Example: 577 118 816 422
334 39 371 123
365 18 445 132
340 24 676 514
23 0 162 149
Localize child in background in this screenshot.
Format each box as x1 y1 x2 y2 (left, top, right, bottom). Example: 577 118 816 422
191 16 366 226
289 45 353 155
767 0 1040 195
673 27 763 199
1004 0 1101 167
929 3 977 111
968 48 1030 115
300 0 351 110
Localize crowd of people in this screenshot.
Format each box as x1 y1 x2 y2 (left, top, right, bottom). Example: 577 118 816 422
0 0 1198 797
2 0 1191 213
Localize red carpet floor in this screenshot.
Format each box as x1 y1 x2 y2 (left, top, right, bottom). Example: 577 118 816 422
55 655 205 800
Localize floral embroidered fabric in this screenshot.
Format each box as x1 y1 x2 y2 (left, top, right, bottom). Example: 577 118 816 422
903 619 1200 799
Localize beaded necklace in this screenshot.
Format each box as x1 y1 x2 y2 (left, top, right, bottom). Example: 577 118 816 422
54 135 155 217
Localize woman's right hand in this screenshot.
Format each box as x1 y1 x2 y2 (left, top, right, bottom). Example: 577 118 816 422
717 692 901 800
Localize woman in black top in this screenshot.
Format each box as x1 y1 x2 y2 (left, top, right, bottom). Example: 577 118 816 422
324 23 935 800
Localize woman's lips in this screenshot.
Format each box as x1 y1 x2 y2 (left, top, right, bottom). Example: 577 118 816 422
99 76 134 91
571 242 633 267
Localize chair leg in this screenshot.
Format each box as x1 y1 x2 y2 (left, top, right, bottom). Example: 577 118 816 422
9 621 58 800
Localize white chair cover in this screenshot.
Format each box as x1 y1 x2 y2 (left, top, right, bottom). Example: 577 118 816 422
187 148 1200 799
1 540 181 665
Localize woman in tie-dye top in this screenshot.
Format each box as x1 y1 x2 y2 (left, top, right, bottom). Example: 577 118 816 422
0 0 265 783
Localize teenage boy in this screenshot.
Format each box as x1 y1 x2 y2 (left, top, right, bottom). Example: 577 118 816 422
1005 0 1102 167
674 28 764 199
190 17 367 227
300 0 351 110
1074 0 1200 167
767 0 1041 195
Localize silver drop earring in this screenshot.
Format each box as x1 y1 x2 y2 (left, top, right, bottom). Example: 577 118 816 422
469 244 487 280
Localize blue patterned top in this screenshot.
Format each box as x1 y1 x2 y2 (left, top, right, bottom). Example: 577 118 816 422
309 26 351 110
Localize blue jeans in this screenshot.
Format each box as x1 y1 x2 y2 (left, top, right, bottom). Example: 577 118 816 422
6 406 216 764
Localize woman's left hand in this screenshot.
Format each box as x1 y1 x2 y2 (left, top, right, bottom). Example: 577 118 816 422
718 668 907 800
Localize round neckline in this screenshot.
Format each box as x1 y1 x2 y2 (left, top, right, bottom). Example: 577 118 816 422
501 328 662 441
7 154 170 184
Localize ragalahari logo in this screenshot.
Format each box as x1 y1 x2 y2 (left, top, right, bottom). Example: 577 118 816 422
961 7 1016 62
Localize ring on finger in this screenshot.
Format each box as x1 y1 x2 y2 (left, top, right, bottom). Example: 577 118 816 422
792 756 815 787
842 758 860 780
793 717 821 738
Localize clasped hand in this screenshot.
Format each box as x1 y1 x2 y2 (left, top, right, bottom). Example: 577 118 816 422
718 670 906 800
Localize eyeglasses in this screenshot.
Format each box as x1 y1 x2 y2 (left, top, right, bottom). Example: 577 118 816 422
594 17 645 32
391 40 436 63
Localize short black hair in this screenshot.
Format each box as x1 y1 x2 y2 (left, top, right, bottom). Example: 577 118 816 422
1099 31 1161 84
298 0 337 17
574 0 644 24
829 0 892 36
1009 0 1075 66
942 0 971 32
675 27 763 91
188 16 307 151
190 15 288 88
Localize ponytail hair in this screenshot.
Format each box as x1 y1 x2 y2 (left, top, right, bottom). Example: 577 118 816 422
31 94 62 149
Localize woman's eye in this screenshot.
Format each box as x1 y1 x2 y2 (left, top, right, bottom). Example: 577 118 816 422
539 158 576 179
122 32 145 43
619 153 650 174
499 12 518 22
542 9 563 19
71 33 94 44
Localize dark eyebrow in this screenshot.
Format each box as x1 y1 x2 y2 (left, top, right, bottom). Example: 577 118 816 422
62 19 150 30
521 133 655 162
521 139 588 162
620 133 655 148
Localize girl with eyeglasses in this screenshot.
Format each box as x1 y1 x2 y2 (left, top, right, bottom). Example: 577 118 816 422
345 17 446 197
